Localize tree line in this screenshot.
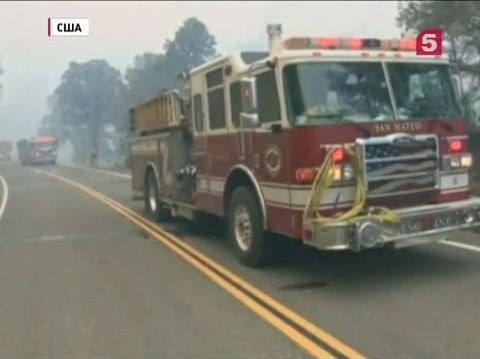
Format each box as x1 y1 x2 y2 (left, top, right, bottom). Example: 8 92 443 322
39 17 217 166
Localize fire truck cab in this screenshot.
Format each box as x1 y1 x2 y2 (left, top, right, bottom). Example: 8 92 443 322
130 24 480 266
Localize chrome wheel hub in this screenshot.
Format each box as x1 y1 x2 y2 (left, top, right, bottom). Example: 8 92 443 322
234 205 252 252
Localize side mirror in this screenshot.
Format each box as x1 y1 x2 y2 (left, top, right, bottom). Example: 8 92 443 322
239 77 259 128
240 77 258 113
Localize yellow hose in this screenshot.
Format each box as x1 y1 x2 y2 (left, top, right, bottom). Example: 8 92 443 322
303 146 400 227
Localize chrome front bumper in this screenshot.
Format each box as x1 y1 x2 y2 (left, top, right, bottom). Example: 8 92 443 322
303 197 480 251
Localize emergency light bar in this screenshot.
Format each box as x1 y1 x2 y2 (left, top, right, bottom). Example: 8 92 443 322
31 135 56 142
283 37 417 51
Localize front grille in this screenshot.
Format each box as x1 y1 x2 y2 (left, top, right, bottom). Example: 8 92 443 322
359 134 438 197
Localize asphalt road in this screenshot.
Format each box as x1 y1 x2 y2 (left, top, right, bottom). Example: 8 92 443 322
1 160 480 358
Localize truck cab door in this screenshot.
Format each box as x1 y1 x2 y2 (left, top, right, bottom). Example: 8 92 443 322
236 78 258 163
236 71 289 230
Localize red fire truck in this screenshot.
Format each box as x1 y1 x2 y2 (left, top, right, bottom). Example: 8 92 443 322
130 25 480 266
17 135 58 166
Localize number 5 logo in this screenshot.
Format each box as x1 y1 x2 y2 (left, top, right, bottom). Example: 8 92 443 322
416 29 442 55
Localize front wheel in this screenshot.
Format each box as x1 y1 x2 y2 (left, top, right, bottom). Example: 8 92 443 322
144 171 171 222
227 186 272 267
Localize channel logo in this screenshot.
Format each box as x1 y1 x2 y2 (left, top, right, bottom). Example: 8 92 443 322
48 18 89 37
416 29 442 55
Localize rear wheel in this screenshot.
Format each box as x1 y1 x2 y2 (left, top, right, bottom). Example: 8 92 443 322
227 186 272 267
144 171 171 222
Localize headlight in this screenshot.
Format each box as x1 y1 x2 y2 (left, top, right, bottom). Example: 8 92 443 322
445 153 473 169
343 165 354 180
450 156 461 168
333 167 341 181
464 210 476 224
461 154 472 168
333 164 354 181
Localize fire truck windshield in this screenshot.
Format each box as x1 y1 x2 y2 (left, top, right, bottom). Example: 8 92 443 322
283 61 461 126
284 62 394 125
387 63 461 120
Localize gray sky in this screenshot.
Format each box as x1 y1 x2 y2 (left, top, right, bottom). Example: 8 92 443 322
0 1 400 141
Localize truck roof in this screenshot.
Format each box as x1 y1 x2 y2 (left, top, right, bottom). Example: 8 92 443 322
190 35 450 78
190 51 269 76
31 135 56 143
274 48 450 63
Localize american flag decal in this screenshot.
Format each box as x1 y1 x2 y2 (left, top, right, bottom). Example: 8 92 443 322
362 135 438 196
364 138 436 159
367 159 436 177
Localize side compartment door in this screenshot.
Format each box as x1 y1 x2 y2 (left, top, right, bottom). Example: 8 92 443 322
130 136 160 193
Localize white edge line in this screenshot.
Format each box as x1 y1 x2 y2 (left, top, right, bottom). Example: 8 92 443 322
61 163 132 179
0 175 9 221
439 240 480 253
89 167 132 179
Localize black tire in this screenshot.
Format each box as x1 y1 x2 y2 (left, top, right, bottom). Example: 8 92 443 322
144 171 171 222
227 186 272 267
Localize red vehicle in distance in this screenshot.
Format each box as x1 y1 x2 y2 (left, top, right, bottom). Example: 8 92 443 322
17 135 58 166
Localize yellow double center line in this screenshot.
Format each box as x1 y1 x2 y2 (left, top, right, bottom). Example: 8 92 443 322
42 170 364 359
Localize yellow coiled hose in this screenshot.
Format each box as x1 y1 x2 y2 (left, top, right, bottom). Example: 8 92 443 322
303 146 400 226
